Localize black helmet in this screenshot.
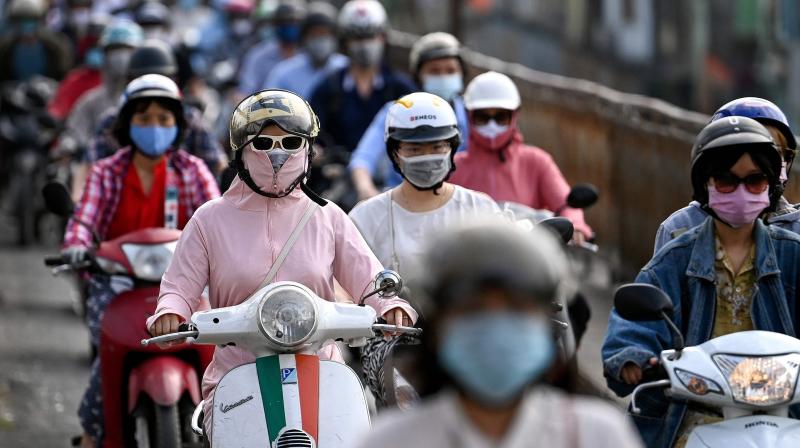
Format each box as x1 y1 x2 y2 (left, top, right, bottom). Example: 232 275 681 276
127 39 177 79
135 1 171 27
273 0 307 24
301 1 337 36
690 115 782 206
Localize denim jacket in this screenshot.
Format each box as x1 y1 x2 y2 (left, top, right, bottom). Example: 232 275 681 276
603 217 800 448
653 198 800 254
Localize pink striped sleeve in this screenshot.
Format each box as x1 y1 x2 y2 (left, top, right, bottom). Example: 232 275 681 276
63 163 104 248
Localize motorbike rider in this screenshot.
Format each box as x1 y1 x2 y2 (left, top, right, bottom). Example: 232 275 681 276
350 31 469 201
263 1 348 99
63 74 220 448
238 0 306 96
62 19 144 168
134 1 174 43
349 92 498 276
602 116 800 448
358 220 643 448
47 14 109 121
146 89 417 440
654 97 800 253
309 0 415 154
0 0 73 81
85 39 228 176
449 71 592 243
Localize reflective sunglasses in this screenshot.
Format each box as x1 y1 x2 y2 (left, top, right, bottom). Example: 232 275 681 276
711 172 770 194
248 134 306 152
472 109 513 125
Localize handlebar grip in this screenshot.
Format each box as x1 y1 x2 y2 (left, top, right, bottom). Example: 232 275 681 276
44 255 65 266
641 364 668 382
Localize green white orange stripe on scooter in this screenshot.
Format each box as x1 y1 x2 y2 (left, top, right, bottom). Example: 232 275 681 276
255 354 320 443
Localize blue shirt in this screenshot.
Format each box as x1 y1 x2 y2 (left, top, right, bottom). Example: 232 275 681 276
348 96 469 188
603 217 800 448
238 41 286 96
263 52 349 100
653 199 800 254
309 65 415 153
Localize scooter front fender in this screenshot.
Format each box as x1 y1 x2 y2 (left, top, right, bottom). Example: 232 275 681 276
686 415 800 447
128 356 201 412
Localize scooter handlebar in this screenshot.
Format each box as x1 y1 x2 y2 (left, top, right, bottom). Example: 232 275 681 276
141 330 199 347
372 324 423 336
44 255 65 266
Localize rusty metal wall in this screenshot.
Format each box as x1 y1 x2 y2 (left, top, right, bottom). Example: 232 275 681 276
387 30 799 274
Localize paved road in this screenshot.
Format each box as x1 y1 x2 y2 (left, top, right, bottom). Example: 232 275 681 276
0 243 89 447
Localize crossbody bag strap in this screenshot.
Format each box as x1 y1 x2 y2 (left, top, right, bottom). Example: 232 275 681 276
255 201 319 292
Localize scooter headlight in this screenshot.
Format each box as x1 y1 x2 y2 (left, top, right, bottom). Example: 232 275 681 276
121 242 177 281
258 284 317 348
713 354 800 407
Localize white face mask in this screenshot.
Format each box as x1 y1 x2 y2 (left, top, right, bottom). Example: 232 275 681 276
475 119 509 140
399 152 452 189
423 73 463 102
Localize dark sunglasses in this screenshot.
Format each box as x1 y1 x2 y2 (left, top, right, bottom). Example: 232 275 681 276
712 172 770 194
472 110 512 125
249 134 306 152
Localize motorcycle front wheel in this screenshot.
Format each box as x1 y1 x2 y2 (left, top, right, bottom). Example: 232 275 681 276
133 397 181 448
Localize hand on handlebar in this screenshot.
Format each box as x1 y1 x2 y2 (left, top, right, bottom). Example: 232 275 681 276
61 246 90 264
381 308 413 337
149 313 183 337
621 357 659 385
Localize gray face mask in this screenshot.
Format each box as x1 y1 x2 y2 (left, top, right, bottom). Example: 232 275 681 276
268 149 292 172
305 36 337 64
399 153 452 189
348 38 383 68
103 48 133 80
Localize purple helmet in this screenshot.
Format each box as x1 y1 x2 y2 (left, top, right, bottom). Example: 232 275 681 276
711 97 796 149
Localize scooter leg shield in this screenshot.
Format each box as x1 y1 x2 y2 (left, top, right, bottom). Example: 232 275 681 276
128 356 201 412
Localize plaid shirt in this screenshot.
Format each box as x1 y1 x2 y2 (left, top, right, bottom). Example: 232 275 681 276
85 105 227 173
64 147 220 248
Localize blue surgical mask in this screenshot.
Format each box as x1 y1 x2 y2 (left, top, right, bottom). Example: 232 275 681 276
85 47 104 68
276 24 301 44
130 125 178 158
438 312 554 407
17 19 40 35
423 73 463 102
178 0 199 11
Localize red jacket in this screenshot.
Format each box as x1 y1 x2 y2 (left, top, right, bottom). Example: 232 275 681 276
48 67 102 120
451 130 592 237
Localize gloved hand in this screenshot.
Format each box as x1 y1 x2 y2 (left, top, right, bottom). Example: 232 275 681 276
61 246 90 264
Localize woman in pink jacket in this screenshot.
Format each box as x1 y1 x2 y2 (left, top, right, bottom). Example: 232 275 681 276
147 89 417 437
449 71 592 242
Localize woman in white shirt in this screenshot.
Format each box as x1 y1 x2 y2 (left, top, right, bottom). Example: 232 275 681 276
349 92 499 277
357 220 643 448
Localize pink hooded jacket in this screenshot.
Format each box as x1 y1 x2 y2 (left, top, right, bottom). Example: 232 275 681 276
146 149 417 435
450 128 592 237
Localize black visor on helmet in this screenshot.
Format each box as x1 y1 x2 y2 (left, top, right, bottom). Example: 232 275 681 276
388 125 459 144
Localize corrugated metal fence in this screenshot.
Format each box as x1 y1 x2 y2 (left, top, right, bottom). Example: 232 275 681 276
387 30 800 274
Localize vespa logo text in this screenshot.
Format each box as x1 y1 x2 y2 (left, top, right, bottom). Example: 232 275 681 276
410 115 436 122
744 420 779 429
220 395 254 413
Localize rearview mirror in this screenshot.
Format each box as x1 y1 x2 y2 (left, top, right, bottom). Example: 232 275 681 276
539 217 574 245
614 283 673 321
566 183 599 210
374 270 403 298
42 182 75 218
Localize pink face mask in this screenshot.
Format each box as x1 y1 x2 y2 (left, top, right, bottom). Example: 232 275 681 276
244 146 307 195
708 184 770 228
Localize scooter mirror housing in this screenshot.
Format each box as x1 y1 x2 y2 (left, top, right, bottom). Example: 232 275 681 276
374 270 403 298
615 283 685 356
42 181 75 217
566 183 599 210
614 283 673 321
539 217 574 245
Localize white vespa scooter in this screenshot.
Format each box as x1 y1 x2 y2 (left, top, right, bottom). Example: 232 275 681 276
142 271 418 447
615 284 800 447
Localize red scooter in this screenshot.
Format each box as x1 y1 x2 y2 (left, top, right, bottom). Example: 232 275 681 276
43 182 213 447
